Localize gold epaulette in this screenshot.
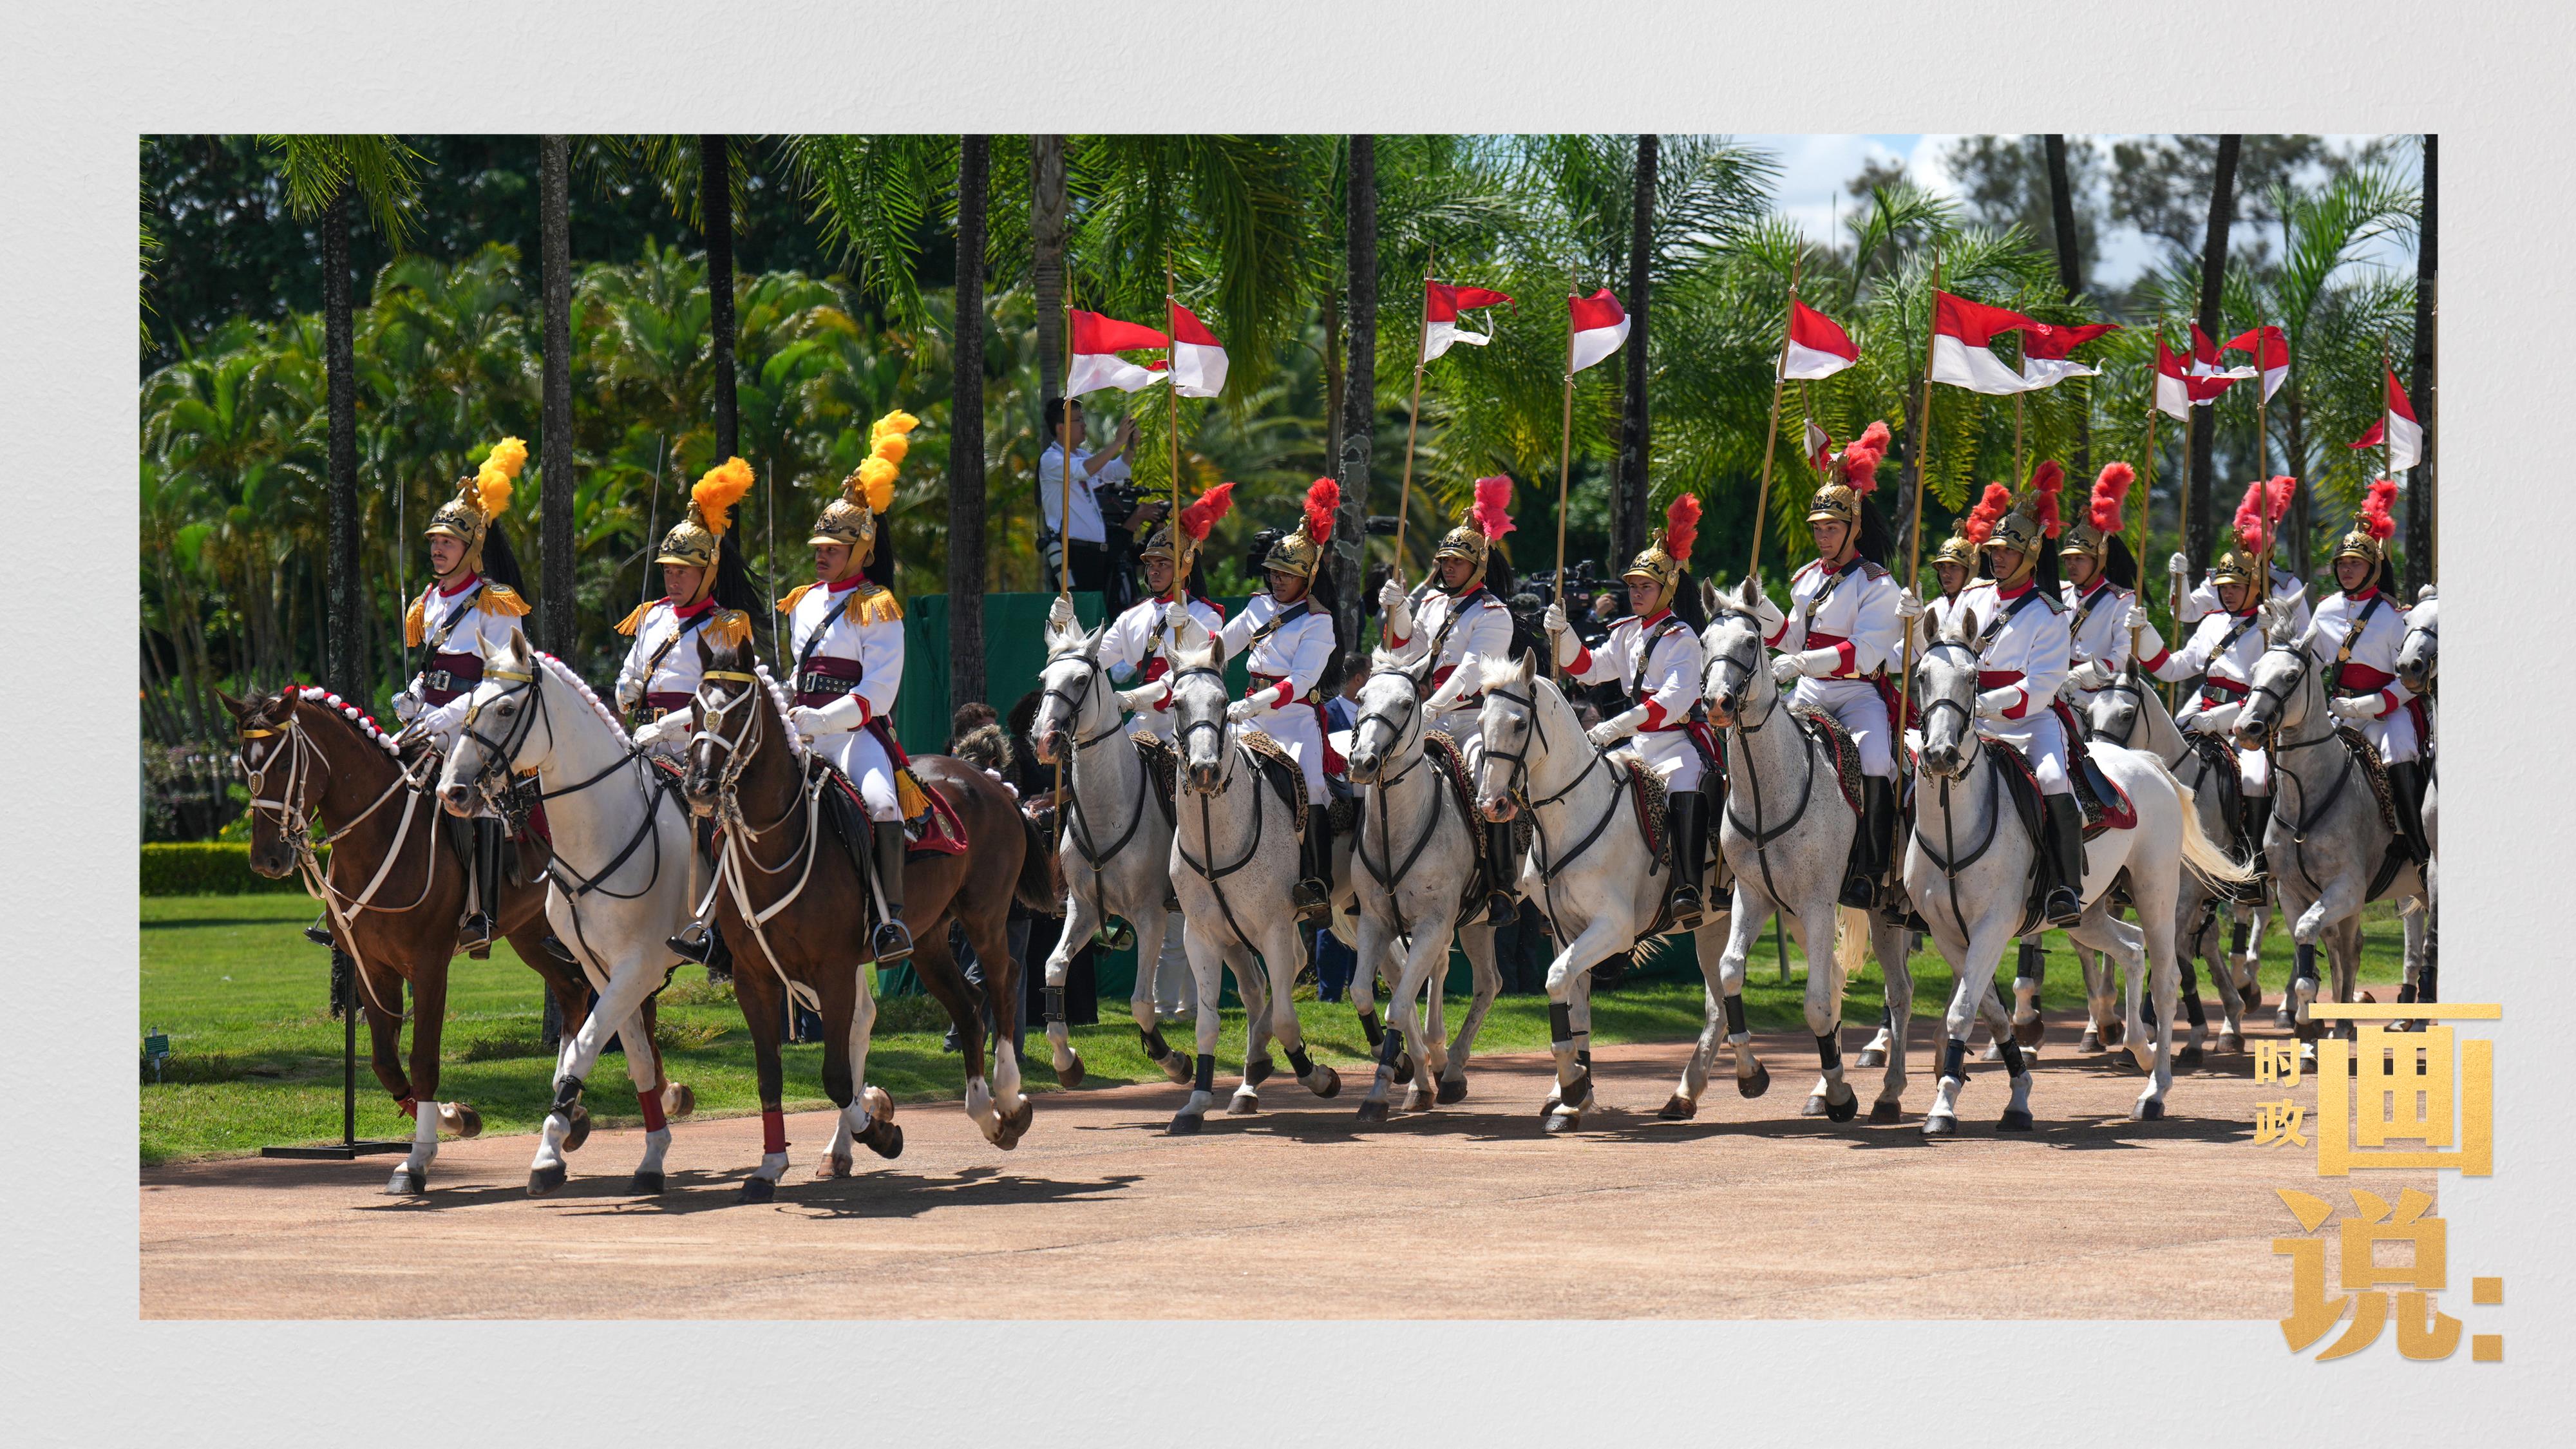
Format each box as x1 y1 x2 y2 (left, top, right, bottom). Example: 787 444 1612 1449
404 594 427 648
846 583 904 625
706 609 755 650
478 582 533 618
613 600 654 637
777 582 814 616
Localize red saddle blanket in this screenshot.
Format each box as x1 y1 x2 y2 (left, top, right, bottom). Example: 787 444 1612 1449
810 748 970 858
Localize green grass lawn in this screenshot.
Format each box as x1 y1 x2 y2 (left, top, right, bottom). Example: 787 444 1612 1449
139 893 2412 1164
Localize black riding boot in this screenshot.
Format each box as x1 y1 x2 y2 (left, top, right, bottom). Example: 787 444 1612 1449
871 816 914 965
1483 819 1519 925
2385 760 2432 863
1841 777 1891 909
2040 795 2086 927
2233 791 2275 904
1665 789 1709 929
463 817 503 958
1293 805 1333 922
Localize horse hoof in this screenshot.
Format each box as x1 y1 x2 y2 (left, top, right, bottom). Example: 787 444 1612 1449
1391 1053 1415 1086
663 1084 696 1119
1855 1048 1886 1069
1998 1109 2034 1132
866 1122 904 1160
1824 1092 1858 1123
2177 1045 2205 1068
1246 1056 1276 1086
1226 1094 1258 1117
2078 1028 2103 1053
561 1105 591 1154
386 1166 428 1196
1159 1053 1195 1086
2218 1030 2245 1054
1541 1110 1582 1135
738 1175 776 1204
442 1103 483 1139
1436 1077 1467 1104
630 1171 665 1197
1356 1099 1390 1123
815 1154 853 1180
1979 1041 2004 1063
1057 1058 1086 1090
2101 1022 2126 1049
2136 1099 2166 1122
1311 1066 1342 1099
1869 1099 1903 1125
1738 1063 1771 1099
2013 1016 2045 1048
1801 1094 1828 1118
1921 1114 1957 1138
1167 1112 1202 1136
1658 1095 1697 1121
527 1163 567 1198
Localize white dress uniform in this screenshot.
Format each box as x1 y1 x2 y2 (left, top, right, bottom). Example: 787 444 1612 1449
2144 604 2273 791
1103 591 1230 742
2304 587 2422 764
1956 579 2074 795
1564 609 1706 791
612 598 724 757
2179 564 2309 636
2059 576 2166 720
1383 582 1516 761
1218 592 1338 796
784 576 907 820
1765 554 1903 779
397 574 529 746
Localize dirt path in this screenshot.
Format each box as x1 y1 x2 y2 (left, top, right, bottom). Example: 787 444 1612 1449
141 1014 2356 1319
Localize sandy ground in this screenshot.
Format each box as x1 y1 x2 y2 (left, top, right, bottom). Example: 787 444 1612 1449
141 1012 2370 1319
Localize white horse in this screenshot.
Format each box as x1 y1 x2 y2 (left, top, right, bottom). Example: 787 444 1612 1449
1027 622 1197 1092
2232 601 2430 1051
1906 608 2255 1129
437 632 698 1196
1160 615 1345 1131
2083 664 2265 1054
1343 656 1504 1120
1700 580 1942 1122
2396 594 2439 1007
1470 653 1735 1133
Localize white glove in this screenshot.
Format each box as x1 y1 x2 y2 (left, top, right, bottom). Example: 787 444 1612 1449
1378 577 1412 638
614 681 643 716
790 694 867 741
2329 692 2389 721
1973 687 2020 721
1117 683 1165 714
1542 601 1568 636
2168 551 2190 578
1046 594 1077 631
2068 661 2114 691
1586 706 1648 752
409 696 468 742
2188 703 2242 738
1750 590 1785 633
630 712 692 750
1894 589 1926 622
1769 656 1804 688
1423 664 1472 716
1226 697 1261 724
788 706 832 740
392 688 423 724
2124 601 2152 632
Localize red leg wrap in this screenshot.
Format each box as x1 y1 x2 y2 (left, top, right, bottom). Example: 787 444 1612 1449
761 1108 788 1155
396 1095 419 1119
638 1089 668 1133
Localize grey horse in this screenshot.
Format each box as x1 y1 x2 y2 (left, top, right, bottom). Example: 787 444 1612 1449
2397 589 2438 1006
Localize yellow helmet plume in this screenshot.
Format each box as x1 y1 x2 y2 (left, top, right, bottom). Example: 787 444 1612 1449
858 410 917 514
472 435 527 518
692 457 755 538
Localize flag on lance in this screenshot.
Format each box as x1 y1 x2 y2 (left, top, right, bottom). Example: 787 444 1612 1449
1805 418 1833 476
1422 279 1513 363
1065 309 1170 395
2155 334 2238 421
2347 367 2424 472
1567 289 1629 374
2224 325 2290 402
2188 323 2258 381
2017 321 2121 390
1779 298 1860 380
1928 290 2045 393
1167 301 1227 399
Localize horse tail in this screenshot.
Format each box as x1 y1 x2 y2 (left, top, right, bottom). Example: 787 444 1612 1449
2163 761 2258 887
1014 804 1063 913
1833 905 1871 992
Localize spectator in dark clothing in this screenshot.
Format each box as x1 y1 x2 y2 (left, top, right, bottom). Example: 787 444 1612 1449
1311 923 1356 1001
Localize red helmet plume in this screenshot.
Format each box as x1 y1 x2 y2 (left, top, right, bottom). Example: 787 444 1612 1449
2088 462 2136 534
1839 421 1891 493
2266 474 2298 525
2031 459 2065 538
2232 480 2269 553
2360 477 2398 540
1178 480 1235 543
1964 482 2013 547
1470 475 1516 541
1662 493 1701 564
1302 478 1340 544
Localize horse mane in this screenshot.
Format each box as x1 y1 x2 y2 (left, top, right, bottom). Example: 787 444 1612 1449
1942 604 1980 645
751 662 810 762
1477 650 1535 691
2260 597 2300 647
1167 612 1219 672
292 685 402 757
1044 615 1098 661
526 648 629 738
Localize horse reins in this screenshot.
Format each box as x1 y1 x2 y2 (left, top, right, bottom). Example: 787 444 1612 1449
1167 663 1268 952
1707 611 1817 916
693 667 830 1014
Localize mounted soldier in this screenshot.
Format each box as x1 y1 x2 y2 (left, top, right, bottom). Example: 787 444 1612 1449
2175 477 2308 636
390 436 534 956
1955 465 2085 927
1217 478 1345 920
1542 493 1710 929
1925 524 1979 637
1380 475 1522 924
1054 480 1235 742
2308 478 2430 862
1754 421 1904 916
2132 524 2280 862
2056 462 2165 734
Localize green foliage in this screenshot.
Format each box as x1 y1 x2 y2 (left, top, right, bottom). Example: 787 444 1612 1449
142 842 321 896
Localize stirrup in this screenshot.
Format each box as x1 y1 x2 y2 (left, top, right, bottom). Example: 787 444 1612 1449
1667 884 1705 930
303 917 336 947
2041 888 2084 929
1836 870 1877 910
1094 917 1137 951
666 921 716 965
871 919 915 966
1291 879 1331 921
1484 891 1517 926
462 913 495 959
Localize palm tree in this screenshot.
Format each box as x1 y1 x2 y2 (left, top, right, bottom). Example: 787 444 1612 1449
2042 134 2088 475
951 136 992 706
1615 133 1657 565
2186 135 2240 564
703 135 738 459
538 135 576 659
1032 135 1066 417
1336 135 1377 651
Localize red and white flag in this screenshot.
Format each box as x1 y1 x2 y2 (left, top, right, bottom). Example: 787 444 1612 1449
2188 323 2257 382
1167 301 1227 399
1805 419 1833 476
1929 290 2043 394
1779 298 1860 380
1567 289 1629 374
2017 321 2121 390
2347 367 2423 472
2155 334 2237 421
1065 309 1170 396
1422 279 1513 363
2224 325 2290 402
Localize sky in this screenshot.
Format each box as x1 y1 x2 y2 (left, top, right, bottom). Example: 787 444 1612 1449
1735 133 2420 290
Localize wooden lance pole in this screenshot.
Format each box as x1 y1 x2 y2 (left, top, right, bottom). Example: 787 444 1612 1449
1888 256 1942 884
1394 249 1434 587
1747 250 1802 585
1549 262 1578 682
1166 254 1184 545
2131 383 2159 695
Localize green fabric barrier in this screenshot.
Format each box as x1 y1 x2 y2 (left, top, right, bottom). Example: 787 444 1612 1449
897 591 1255 755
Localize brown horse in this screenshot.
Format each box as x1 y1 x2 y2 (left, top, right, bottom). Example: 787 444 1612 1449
681 632 1053 1200
225 686 692 1194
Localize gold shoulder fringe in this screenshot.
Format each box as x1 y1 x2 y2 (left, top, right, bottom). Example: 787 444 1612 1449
614 600 652 636
777 582 815 616
404 593 427 648
706 610 755 650
847 583 904 625
478 582 533 618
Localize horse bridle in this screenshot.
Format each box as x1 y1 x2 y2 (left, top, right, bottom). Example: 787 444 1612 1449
1041 651 1154 897
2238 641 2357 897
1168 662 1235 797
1165 659 1267 951
688 665 833 1013
1481 677 1629 948
1352 667 1455 916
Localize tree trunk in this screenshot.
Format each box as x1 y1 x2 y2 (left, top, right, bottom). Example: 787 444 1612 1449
538 135 578 661
1032 135 1066 419
2284 393 2311 574
949 136 991 709
701 135 737 460
2043 134 2090 477
1334 136 1377 659
323 184 360 701
1322 281 1343 486
2185 135 2240 565
2406 133 2436 594
1614 133 1657 567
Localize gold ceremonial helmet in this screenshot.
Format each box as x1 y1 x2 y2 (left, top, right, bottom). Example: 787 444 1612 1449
2057 520 2112 561
1933 529 1977 572
424 437 526 576
2206 548 2260 592
2333 478 2401 571
1978 460 2064 568
658 458 754 572
1622 493 1703 616
1265 478 1340 583
1144 480 1238 587
1808 420 1889 531
1431 475 1518 596
810 410 918 580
